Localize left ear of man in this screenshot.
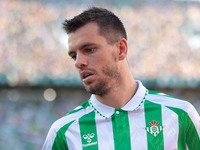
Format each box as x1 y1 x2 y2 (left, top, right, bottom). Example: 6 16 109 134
117 38 128 61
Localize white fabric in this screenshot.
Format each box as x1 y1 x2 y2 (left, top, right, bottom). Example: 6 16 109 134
90 80 147 118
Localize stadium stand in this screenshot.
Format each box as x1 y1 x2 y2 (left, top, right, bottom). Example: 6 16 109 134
0 0 199 149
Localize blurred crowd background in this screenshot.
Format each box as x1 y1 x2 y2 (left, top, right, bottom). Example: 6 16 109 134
0 0 200 149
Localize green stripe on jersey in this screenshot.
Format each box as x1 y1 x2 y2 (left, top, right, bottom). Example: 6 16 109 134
144 100 164 150
66 101 89 116
148 90 172 98
52 120 75 150
166 106 200 150
79 111 98 150
112 109 131 150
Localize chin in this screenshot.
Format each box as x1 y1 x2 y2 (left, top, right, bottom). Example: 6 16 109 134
84 83 109 96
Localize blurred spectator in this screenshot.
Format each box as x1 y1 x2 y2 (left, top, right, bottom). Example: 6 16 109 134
0 0 200 86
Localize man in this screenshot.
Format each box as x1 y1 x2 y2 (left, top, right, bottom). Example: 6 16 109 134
42 7 200 150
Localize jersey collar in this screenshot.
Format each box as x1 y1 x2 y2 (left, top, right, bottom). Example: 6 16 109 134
89 80 148 119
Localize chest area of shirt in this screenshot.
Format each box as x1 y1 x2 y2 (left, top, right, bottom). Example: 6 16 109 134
66 107 180 150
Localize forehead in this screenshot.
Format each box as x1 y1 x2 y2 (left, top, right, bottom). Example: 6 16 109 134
68 22 107 52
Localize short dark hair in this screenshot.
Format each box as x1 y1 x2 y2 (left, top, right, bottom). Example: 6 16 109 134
62 7 127 45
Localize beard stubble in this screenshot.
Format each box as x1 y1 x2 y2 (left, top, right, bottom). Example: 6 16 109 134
85 54 120 96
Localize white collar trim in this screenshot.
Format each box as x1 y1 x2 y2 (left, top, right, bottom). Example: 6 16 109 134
89 80 148 119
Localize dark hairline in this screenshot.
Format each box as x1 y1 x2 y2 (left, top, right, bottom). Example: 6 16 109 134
62 7 127 45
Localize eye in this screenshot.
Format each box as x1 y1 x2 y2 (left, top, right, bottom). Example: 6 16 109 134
86 48 96 53
68 51 77 61
70 55 76 60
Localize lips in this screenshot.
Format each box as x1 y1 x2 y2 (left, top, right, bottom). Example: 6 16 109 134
80 71 94 80
83 74 92 79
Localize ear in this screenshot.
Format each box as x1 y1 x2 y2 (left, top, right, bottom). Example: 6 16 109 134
117 38 128 61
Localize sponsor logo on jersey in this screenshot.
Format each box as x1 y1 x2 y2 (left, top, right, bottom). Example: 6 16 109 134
144 120 165 137
82 133 97 147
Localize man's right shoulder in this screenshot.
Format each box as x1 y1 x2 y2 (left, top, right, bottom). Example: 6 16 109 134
51 100 92 132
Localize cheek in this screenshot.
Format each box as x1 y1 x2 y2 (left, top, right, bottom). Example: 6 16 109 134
89 50 114 69
90 55 106 66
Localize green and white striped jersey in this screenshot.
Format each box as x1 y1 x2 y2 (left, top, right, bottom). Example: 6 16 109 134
42 80 200 150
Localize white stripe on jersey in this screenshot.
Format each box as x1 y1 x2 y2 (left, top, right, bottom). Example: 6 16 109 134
95 116 115 150
129 105 148 150
162 105 179 150
66 120 82 150
43 124 57 150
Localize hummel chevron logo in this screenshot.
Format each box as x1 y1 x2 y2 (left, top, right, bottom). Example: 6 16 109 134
83 133 95 143
82 133 97 147
144 120 165 137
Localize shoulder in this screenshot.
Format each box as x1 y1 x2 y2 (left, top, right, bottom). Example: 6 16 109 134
42 100 94 149
146 90 194 113
51 100 93 132
146 90 200 129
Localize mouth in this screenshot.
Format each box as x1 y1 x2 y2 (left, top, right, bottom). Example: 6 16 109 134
81 71 94 80
83 74 93 79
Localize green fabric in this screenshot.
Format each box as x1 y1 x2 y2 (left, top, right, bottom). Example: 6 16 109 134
167 106 200 150
144 100 164 150
66 101 89 116
148 90 172 98
79 111 98 150
112 109 131 150
52 120 75 150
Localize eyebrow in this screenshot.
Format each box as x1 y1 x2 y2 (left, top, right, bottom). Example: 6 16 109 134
68 43 96 56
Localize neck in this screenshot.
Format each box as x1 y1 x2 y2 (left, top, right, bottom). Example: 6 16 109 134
95 74 138 108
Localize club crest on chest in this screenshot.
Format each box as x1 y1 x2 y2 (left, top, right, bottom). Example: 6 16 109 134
144 120 165 137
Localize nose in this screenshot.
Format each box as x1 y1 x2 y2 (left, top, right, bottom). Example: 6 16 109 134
75 52 88 69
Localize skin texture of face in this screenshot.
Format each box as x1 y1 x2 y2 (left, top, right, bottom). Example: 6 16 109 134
68 22 121 96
